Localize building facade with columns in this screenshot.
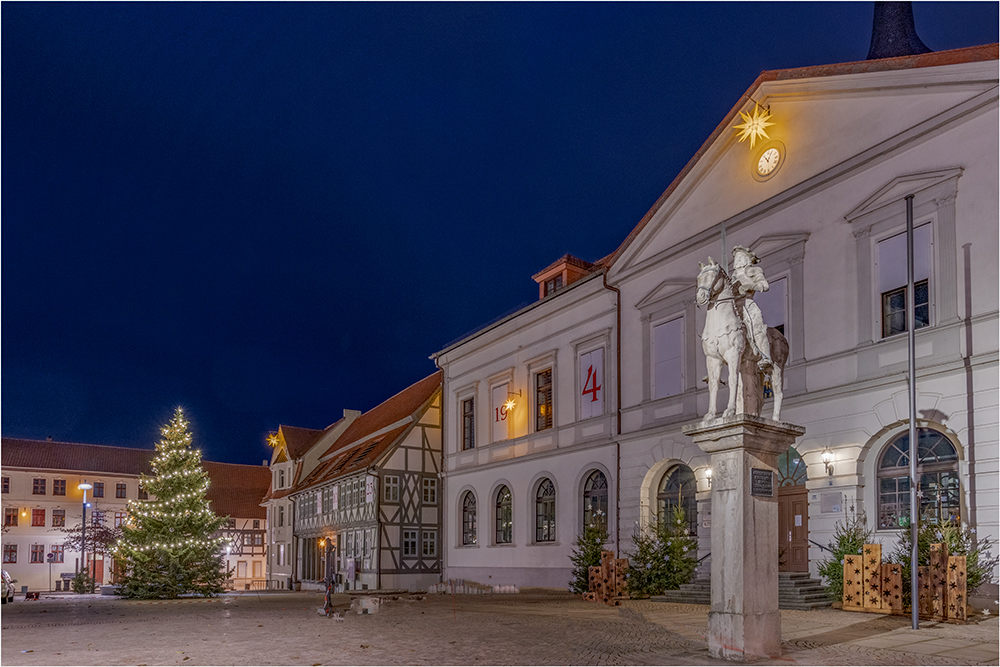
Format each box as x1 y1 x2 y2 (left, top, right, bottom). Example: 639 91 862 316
434 44 999 601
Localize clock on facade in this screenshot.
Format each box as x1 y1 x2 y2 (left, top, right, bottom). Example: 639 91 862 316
752 141 785 181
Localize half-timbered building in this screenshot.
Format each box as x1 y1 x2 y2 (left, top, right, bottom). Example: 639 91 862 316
288 371 442 591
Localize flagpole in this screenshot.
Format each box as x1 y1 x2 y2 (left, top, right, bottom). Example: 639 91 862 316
906 194 918 630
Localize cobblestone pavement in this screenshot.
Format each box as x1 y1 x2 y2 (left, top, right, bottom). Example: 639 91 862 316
1 591 997 666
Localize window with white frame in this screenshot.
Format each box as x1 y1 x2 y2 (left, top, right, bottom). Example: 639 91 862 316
877 224 931 338
579 348 604 419
652 317 684 399
422 478 437 504
462 491 477 545
535 479 555 542
422 530 437 557
402 530 418 557
495 486 512 544
384 475 400 503
877 428 959 529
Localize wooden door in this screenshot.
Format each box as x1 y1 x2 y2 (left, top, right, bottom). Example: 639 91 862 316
778 485 809 572
91 556 104 584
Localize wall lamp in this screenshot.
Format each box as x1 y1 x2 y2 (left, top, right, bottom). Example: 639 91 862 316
822 449 834 476
705 468 713 489
504 389 522 412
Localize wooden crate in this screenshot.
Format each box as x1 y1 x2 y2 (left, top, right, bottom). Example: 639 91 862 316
881 563 903 614
843 553 864 610
863 543 883 611
946 555 967 623
929 542 949 621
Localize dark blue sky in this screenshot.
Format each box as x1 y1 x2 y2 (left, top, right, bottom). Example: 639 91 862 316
3 3 997 465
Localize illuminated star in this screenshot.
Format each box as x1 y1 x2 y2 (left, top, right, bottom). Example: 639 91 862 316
267 433 279 448
733 103 774 149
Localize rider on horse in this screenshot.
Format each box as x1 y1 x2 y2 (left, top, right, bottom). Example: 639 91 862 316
731 246 773 373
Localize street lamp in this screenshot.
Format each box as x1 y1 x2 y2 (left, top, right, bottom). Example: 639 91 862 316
78 481 92 588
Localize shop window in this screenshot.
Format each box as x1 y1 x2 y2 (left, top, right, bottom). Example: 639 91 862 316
422 478 437 504
3 544 16 563
32 478 46 495
495 486 512 544
877 224 931 338
50 545 64 563
535 479 555 542
461 397 476 450
4 508 18 527
31 509 46 527
52 509 66 527
582 470 608 532
535 369 553 431
93 482 105 498
53 479 67 496
877 428 959 529
652 317 684 399
657 465 698 536
462 491 477 545
384 476 400 503
30 544 45 563
116 483 127 498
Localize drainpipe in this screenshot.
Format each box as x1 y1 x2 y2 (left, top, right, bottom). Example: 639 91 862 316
602 268 623 557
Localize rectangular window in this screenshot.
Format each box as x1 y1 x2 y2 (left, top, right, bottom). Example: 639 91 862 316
279 469 285 489
402 530 418 557
93 482 105 498
277 543 286 567
138 486 148 500
383 475 400 503
116 483 127 498
652 317 684 399
535 369 553 431
52 509 66 527
31 509 46 527
52 479 67 496
3 544 17 563
4 508 19 527
253 533 263 546
92 510 105 527
253 561 262 578
544 275 563 296
491 383 510 442
30 544 45 563
32 478 46 495
1 476 8 493
461 397 475 450
322 487 331 513
755 276 787 337
253 519 260 529
878 224 931 338
114 512 126 528
237 561 247 578
278 505 285 527
579 348 605 420
422 530 437 557
50 545 64 563
422 478 437 504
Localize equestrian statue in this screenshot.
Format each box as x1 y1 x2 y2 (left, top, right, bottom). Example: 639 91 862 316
696 246 788 422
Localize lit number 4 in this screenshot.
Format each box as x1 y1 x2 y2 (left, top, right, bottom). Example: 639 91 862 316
582 365 601 403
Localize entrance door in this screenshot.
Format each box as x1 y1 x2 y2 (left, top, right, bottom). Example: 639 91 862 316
91 556 105 584
778 485 809 571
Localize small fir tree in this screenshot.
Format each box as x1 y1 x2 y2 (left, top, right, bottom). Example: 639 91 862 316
888 518 998 609
817 506 874 601
569 515 609 594
625 504 697 596
114 408 230 598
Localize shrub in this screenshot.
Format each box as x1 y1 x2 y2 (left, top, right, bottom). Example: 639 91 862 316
817 506 875 601
569 520 609 594
625 505 697 596
71 569 96 594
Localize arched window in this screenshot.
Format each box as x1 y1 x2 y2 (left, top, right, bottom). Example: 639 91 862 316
777 446 808 487
462 492 477 545
495 486 512 544
878 428 960 529
535 478 555 542
657 465 697 536
582 470 608 532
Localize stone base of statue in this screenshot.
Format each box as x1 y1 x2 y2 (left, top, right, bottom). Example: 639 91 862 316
683 414 805 662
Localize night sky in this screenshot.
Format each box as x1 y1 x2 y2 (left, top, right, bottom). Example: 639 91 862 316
3 3 997 465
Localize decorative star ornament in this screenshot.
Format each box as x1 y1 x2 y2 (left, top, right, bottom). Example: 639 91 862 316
733 103 774 149
267 432 279 448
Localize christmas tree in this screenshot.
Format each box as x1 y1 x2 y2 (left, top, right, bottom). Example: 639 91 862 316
114 408 230 598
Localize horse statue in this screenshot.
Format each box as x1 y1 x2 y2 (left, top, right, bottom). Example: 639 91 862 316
696 256 788 422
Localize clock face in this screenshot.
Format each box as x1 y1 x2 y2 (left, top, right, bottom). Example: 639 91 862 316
757 147 781 175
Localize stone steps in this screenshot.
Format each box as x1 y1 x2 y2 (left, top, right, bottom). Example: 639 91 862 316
651 572 833 610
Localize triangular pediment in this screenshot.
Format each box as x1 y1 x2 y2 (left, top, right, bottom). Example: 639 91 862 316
844 168 963 221
635 278 694 310
749 233 810 259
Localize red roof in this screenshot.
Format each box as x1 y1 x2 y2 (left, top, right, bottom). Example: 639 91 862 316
278 424 328 461
2 437 270 519
531 254 595 281
606 43 999 269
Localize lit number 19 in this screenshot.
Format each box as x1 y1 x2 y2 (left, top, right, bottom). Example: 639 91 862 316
495 405 508 422
582 365 601 402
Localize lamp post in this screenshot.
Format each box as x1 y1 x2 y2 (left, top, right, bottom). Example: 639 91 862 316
78 481 92 588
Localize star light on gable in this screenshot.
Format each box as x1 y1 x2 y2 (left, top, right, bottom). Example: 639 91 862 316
267 432 279 448
733 103 774 149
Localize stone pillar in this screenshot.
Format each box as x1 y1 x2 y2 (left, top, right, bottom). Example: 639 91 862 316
683 415 805 661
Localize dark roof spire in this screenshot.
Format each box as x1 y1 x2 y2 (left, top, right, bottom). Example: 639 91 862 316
867 2 932 60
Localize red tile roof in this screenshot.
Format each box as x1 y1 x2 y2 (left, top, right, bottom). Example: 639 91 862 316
606 43 999 269
278 424 328 461
203 461 270 520
531 254 595 281
298 424 410 489
2 437 270 519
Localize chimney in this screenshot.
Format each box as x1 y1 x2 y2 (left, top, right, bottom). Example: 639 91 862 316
867 2 932 60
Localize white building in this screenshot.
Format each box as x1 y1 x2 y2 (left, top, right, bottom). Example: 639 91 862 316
433 44 998 603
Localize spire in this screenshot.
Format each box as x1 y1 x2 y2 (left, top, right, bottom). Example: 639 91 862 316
867 2 932 60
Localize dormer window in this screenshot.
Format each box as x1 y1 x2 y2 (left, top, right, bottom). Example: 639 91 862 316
544 275 563 296
532 254 596 300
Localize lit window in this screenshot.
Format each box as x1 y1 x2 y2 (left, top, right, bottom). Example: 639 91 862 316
582 470 608 532
461 397 475 450
422 478 437 504
535 479 555 542
652 317 684 399
877 428 959 529
462 492 477 545
878 224 931 338
535 369 553 431
657 465 698 536
495 486 512 544
52 479 67 496
52 509 66 527
32 478 46 495
31 509 46 527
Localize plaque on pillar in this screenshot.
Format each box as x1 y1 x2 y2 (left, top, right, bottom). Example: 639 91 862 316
684 249 806 661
